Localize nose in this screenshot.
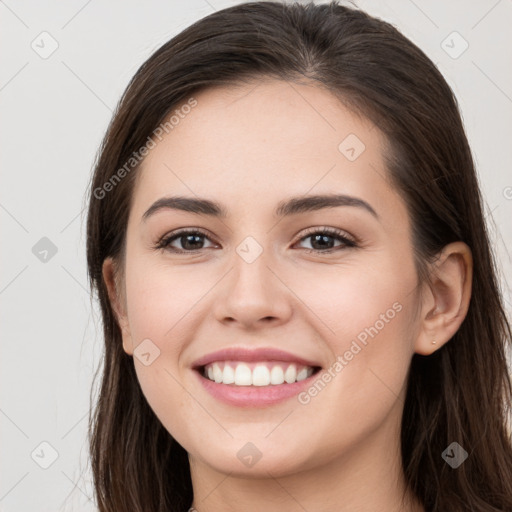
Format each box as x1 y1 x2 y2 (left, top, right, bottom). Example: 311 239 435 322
213 246 293 330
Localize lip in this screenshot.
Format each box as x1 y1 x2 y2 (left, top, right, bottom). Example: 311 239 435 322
193 367 321 407
190 346 323 408
191 346 322 370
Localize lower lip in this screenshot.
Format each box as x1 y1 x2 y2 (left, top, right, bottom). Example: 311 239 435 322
193 369 320 407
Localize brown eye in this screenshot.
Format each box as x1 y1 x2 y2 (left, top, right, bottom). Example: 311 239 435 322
154 227 357 255
155 229 216 253
295 228 357 254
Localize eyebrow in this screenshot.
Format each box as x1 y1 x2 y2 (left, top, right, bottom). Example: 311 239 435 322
141 193 379 222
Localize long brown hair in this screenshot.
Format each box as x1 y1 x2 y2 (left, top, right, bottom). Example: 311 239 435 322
85 2 512 511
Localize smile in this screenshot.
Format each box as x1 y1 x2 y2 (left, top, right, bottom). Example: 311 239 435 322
202 361 318 386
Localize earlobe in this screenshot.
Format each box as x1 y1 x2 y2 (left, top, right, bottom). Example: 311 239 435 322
415 241 473 356
102 257 134 356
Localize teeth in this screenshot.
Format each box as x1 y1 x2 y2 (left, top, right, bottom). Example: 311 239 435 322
270 366 284 385
234 363 252 385
284 364 297 383
213 363 223 383
252 365 270 386
296 367 309 381
202 362 316 386
223 363 235 384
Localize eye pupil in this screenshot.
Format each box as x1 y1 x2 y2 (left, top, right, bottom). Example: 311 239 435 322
311 234 334 250
182 234 204 250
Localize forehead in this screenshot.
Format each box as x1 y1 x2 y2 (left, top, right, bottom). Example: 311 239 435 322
131 79 396 221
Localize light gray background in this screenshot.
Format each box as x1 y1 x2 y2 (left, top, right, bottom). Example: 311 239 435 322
1 1 511 511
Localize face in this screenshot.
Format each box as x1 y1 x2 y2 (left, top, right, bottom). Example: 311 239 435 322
108 79 424 477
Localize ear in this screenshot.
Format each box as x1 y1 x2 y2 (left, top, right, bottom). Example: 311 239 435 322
415 241 473 355
102 257 134 356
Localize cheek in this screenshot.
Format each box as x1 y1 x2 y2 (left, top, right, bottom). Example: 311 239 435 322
122 260 219 437
289 295 415 468
124 258 212 344
288 251 417 347
288 256 417 421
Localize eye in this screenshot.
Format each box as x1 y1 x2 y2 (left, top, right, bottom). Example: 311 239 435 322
154 226 357 255
154 228 217 253
294 227 357 254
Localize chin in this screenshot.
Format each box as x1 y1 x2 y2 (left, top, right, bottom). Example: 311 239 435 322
188 438 316 477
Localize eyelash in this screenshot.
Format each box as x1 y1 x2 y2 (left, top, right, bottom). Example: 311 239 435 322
153 227 358 255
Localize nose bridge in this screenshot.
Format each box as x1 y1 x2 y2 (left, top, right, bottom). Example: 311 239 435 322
231 234 275 304
214 233 292 326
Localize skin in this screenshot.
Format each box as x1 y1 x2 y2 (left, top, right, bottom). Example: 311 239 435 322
103 79 472 512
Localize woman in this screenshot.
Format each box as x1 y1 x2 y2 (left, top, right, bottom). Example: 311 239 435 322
85 1 512 511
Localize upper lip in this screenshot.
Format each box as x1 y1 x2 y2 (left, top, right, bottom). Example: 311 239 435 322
191 347 322 369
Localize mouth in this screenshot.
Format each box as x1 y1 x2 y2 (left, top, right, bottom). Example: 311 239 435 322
190 346 324 406
194 361 322 387
192 361 322 407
